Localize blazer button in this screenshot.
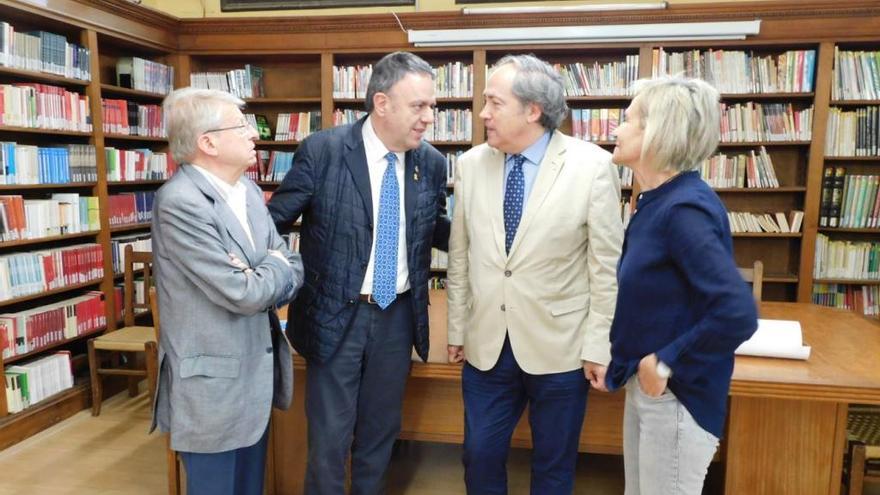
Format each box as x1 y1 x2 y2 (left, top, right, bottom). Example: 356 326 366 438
266 347 273 353
348 299 355 304
504 270 512 277
500 304 506 311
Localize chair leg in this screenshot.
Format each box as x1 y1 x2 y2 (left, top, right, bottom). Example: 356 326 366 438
145 342 158 409
850 443 866 495
87 340 102 416
127 351 140 397
167 435 181 495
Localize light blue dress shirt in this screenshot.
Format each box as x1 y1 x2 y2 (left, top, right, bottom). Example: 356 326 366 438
502 132 552 206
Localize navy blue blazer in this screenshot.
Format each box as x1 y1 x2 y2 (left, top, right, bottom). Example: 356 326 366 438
268 117 450 363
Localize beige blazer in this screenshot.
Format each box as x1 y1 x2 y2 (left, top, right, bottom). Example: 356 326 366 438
446 131 623 374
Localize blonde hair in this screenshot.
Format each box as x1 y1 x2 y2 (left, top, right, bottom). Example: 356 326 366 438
163 87 245 164
632 76 720 172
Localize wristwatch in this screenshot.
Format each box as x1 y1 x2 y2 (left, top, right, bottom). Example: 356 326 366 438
656 360 672 379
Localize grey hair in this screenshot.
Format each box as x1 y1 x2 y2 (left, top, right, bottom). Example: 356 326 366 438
631 76 720 173
492 54 568 130
365 51 434 113
162 87 245 164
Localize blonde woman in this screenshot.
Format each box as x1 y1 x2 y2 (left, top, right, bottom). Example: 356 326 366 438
604 76 759 494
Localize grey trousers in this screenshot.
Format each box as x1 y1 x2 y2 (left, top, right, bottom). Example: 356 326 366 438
623 376 719 495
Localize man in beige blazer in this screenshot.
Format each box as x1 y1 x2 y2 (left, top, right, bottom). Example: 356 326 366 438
446 54 623 494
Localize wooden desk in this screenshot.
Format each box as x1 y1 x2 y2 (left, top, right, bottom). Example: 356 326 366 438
270 302 880 494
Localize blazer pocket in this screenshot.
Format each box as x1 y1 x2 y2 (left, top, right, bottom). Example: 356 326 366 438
548 294 590 317
179 355 241 379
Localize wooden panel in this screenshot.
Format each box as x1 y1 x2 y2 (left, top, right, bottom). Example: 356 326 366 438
4 0 177 51
271 367 308 495
798 41 837 302
725 396 844 494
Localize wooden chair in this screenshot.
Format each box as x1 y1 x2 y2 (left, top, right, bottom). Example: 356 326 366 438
845 406 880 495
87 246 156 416
738 260 764 302
149 286 183 495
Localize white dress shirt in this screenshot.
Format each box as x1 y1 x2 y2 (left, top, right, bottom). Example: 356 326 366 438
192 164 255 250
359 116 410 295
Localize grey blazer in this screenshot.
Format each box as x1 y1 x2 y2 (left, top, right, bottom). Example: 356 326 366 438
149 165 303 454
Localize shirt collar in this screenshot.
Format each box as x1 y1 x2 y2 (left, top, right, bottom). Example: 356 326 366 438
191 164 246 200
508 131 552 166
362 116 403 166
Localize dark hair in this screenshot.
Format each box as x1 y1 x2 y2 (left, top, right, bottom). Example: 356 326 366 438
365 51 434 113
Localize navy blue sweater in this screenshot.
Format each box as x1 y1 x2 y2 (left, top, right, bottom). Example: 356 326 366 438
606 171 758 438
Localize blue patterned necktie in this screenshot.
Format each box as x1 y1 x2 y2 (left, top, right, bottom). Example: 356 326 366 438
372 152 400 309
504 154 526 254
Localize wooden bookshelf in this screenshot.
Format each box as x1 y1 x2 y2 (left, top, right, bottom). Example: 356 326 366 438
0 0 175 446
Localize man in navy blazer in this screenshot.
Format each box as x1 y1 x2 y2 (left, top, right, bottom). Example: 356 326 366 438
268 51 450 495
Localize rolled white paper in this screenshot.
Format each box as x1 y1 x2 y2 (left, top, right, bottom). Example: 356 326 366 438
735 319 811 360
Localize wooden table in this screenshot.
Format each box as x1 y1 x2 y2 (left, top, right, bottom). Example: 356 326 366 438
269 302 880 494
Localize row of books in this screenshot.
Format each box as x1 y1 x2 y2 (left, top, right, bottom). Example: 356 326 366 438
105 147 176 182
444 151 462 185
244 114 271 140
719 102 813 143
1 292 106 359
812 283 879 318
275 112 321 141
107 192 155 227
4 352 75 414
433 62 474 98
190 64 265 99
282 231 300 253
698 147 780 189
832 48 880 101
820 170 880 229
0 143 97 185
651 48 816 94
0 83 92 132
814 233 880 280
554 56 639 97
248 150 294 183
571 108 622 143
430 247 448 270
0 194 100 242
728 210 804 234
0 22 90 81
621 196 633 228
332 108 367 127
116 57 174 96
101 99 165 138
428 276 446 290
426 109 472 142
618 165 633 188
824 106 880 157
109 234 152 275
332 65 372 99
0 243 104 302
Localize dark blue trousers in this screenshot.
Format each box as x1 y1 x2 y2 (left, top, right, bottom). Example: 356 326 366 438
304 292 414 495
462 336 589 495
179 425 269 495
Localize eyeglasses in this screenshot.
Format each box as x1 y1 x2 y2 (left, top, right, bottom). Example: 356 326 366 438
203 122 253 136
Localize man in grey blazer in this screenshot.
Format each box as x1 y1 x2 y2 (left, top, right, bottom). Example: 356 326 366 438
150 88 303 495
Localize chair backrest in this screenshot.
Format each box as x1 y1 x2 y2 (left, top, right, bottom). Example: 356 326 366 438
738 260 764 303
149 286 160 340
123 245 154 327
